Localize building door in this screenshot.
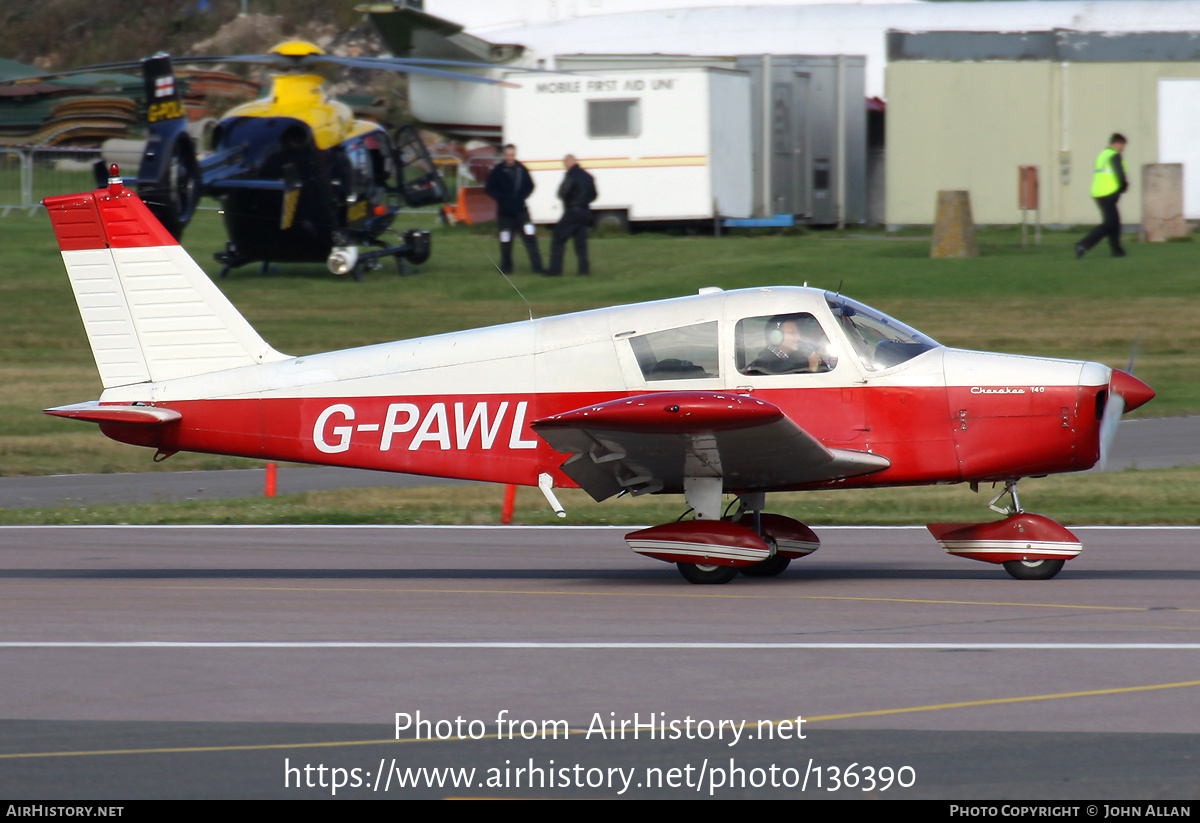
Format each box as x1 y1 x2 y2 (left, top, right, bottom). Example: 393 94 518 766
1158 79 1200 219
770 71 810 217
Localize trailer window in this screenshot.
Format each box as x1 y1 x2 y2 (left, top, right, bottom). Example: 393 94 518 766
627 322 718 381
589 99 640 138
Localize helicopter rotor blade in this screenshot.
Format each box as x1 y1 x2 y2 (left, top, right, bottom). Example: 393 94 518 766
0 49 533 91
346 55 566 73
304 55 519 86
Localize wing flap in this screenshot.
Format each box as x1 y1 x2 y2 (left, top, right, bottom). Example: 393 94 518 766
533 391 889 502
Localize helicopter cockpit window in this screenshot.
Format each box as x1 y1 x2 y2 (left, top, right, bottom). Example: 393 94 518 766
362 134 393 187
346 143 372 194
736 313 837 375
825 293 939 371
628 322 719 381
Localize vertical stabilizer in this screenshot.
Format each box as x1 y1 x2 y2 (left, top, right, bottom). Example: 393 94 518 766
44 179 288 389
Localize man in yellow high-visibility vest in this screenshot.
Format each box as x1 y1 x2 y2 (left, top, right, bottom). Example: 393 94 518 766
1075 134 1128 258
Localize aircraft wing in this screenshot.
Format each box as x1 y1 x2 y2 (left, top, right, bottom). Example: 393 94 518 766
532 391 890 502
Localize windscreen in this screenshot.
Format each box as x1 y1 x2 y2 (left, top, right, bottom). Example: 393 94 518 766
825 293 939 371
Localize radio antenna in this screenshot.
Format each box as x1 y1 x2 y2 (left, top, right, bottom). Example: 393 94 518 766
485 250 535 321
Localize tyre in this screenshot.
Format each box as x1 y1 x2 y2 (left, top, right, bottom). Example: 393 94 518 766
676 562 738 585
740 554 792 578
594 210 629 234
144 137 200 240
1002 559 1065 581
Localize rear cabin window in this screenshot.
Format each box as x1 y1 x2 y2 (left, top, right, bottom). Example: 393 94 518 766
628 322 719 381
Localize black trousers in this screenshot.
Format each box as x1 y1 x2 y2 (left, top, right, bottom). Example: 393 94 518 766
1078 194 1123 255
548 208 590 275
497 211 544 273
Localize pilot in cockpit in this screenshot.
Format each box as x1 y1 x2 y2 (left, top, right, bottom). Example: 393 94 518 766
746 313 835 375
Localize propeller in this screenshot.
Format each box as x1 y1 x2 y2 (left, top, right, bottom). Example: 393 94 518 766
1098 353 1155 469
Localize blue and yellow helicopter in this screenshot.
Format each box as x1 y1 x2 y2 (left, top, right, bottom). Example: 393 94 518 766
26 41 514 280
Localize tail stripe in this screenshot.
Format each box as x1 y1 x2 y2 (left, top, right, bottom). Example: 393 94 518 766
43 194 108 251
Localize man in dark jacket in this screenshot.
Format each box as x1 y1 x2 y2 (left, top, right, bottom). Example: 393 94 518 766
485 144 544 274
546 154 596 276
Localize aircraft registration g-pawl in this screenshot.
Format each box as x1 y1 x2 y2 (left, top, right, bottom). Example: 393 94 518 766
43 174 1154 584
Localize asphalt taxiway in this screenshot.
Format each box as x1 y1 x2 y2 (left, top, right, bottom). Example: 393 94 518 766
1 525 1197 799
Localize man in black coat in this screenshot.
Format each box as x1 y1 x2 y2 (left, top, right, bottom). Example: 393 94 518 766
485 144 544 274
546 154 596 276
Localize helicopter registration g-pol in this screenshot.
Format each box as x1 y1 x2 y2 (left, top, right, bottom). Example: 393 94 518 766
43 176 1154 584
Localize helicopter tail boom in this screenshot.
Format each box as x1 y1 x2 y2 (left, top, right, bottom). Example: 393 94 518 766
135 54 201 240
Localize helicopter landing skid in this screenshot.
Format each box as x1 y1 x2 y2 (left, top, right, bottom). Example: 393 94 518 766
364 229 432 277
213 246 253 279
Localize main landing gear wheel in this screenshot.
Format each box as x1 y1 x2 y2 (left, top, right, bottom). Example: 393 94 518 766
1002 559 1065 581
740 555 792 578
676 563 739 585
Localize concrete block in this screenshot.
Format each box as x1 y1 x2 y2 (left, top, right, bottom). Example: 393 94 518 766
1141 163 1186 242
931 190 979 257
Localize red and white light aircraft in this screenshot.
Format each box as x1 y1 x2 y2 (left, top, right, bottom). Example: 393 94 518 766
43 173 1154 584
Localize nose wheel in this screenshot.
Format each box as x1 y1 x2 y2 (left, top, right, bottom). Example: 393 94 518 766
929 481 1081 581
676 563 740 585
739 553 792 578
1002 558 1065 581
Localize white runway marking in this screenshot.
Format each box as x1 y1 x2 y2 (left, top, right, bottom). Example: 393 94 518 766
2 641 1199 650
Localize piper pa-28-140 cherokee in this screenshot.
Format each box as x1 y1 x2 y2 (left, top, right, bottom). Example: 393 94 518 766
42 174 1154 584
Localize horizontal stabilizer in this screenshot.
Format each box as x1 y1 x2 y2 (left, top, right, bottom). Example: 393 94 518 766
44 401 181 426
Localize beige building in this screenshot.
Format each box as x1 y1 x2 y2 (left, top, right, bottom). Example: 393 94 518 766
885 31 1200 226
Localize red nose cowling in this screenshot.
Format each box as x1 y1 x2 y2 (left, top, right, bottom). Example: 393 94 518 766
1110 369 1155 413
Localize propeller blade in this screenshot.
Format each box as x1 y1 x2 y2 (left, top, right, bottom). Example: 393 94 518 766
1098 391 1125 470
1098 368 1154 470
1125 340 1140 374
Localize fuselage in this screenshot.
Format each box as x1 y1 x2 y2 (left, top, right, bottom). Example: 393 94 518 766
94 286 1116 491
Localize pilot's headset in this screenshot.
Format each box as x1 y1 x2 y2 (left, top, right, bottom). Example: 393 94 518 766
765 315 792 346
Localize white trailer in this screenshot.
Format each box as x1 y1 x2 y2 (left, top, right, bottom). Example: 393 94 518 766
503 67 752 228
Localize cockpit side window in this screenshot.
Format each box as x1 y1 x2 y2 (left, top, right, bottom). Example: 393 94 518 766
826 294 938 371
736 313 838 375
628 322 719 381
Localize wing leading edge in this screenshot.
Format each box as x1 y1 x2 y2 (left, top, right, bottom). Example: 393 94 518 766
532 391 890 501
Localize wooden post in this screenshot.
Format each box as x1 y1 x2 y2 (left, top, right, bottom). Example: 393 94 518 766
1018 166 1040 247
